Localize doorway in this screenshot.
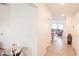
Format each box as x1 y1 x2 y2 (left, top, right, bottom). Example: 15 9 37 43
51 23 63 40
51 15 66 40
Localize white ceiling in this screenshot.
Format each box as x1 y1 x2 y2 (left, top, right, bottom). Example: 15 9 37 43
45 3 79 17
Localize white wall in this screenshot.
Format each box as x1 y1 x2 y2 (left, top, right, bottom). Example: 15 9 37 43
0 4 10 49
71 12 79 55
34 4 52 55
8 4 38 56
52 15 66 24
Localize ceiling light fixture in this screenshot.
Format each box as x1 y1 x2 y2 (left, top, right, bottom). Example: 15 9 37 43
60 3 65 5
61 14 65 16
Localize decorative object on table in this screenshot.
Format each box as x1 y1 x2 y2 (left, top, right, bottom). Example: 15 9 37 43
11 44 24 56
11 44 17 56
16 48 24 56
67 33 72 45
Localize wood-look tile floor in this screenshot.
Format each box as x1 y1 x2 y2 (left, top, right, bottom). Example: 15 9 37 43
45 36 76 56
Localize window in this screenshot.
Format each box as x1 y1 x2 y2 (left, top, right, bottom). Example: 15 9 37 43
52 24 57 29
58 24 63 30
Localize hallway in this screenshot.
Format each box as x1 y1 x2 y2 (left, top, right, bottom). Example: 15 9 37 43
45 36 76 56
0 3 79 56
